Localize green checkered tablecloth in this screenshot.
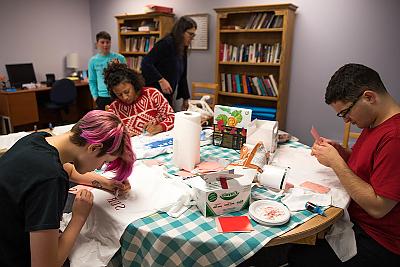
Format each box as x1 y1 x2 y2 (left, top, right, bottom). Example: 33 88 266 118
109 142 318 267
109 203 316 267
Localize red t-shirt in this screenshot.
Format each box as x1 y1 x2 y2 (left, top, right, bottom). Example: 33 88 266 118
108 87 175 136
347 113 400 255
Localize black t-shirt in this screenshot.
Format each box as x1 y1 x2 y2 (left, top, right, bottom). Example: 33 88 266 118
0 132 69 267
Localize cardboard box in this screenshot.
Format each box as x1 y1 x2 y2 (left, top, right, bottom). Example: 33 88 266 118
186 170 253 217
247 119 278 159
213 105 252 150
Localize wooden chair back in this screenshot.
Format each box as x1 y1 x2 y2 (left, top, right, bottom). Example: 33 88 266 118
191 82 218 109
342 122 361 148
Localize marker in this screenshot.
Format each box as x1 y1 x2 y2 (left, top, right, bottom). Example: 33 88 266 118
305 201 326 216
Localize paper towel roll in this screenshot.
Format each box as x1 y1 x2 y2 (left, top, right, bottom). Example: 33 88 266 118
173 111 201 171
258 165 289 191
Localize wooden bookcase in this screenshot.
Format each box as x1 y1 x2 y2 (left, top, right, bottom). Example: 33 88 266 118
115 13 175 72
214 4 297 130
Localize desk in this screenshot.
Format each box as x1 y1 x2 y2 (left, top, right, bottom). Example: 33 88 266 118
0 81 94 129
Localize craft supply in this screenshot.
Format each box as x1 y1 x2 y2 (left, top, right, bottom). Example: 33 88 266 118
305 201 326 216
216 216 253 233
173 111 201 171
249 200 291 226
257 165 290 191
300 181 330 194
310 125 321 141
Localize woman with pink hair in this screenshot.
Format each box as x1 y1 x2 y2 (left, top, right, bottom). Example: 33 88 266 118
0 110 135 267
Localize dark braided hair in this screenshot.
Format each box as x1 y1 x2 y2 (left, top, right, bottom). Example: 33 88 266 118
103 62 145 99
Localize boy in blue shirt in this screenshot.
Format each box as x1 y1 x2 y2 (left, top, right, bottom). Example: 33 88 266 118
88 31 126 110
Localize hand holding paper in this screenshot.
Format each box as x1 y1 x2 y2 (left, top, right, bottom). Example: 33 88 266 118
310 126 321 142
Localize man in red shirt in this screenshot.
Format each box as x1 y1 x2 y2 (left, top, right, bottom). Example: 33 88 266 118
289 63 400 266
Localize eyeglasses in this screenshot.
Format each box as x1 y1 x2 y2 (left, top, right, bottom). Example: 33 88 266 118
336 92 364 118
186 31 196 38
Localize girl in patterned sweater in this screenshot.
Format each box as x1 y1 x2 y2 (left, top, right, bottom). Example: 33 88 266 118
104 62 175 136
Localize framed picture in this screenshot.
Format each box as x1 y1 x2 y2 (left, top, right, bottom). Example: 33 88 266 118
187 14 209 50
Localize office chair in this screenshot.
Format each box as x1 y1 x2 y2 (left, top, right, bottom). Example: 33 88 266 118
45 79 77 125
342 122 361 149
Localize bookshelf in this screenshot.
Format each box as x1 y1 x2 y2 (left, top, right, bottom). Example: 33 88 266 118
214 4 297 130
115 13 175 72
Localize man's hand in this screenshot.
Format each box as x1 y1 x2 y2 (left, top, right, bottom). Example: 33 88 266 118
72 189 93 223
311 137 351 162
158 78 173 94
311 140 343 168
143 121 163 135
181 99 189 111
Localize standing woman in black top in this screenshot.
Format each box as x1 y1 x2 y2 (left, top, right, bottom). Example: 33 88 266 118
141 16 197 111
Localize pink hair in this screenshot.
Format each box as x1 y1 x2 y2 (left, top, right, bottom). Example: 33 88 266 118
71 110 135 181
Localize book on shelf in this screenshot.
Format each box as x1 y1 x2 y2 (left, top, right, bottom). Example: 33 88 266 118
126 56 143 72
244 11 278 29
218 73 279 97
251 77 262 96
241 75 248 94
246 77 253 95
138 25 155 32
144 5 173 14
120 26 137 33
221 25 243 30
269 74 279 96
231 74 237 93
226 73 233 93
263 77 275 97
244 13 255 29
220 73 226 92
235 74 242 93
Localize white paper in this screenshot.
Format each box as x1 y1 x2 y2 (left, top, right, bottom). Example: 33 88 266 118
173 111 201 171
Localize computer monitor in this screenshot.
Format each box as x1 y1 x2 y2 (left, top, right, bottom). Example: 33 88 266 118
5 63 37 88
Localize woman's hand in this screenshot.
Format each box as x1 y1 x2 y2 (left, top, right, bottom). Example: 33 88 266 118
143 121 163 135
181 99 189 111
158 78 173 94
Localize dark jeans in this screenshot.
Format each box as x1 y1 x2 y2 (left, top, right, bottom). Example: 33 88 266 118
95 96 112 111
288 223 400 266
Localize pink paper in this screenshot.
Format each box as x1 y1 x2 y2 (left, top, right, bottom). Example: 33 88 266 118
177 170 195 178
300 181 330 194
310 126 321 141
196 161 223 171
143 159 163 167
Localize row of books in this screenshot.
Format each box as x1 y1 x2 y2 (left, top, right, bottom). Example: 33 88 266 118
220 73 278 97
124 36 157 53
126 56 143 72
220 42 281 64
244 12 283 29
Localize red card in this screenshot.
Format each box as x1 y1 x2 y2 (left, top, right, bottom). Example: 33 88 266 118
216 216 253 232
300 181 330 194
310 126 321 141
